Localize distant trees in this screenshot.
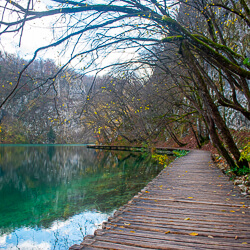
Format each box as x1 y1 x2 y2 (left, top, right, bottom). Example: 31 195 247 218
0 115 28 143
82 68 206 149
0 0 249 172
0 52 95 143
47 126 56 144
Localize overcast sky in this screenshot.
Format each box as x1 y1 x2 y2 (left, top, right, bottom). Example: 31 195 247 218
0 1 58 60
0 5 130 74
0 1 154 76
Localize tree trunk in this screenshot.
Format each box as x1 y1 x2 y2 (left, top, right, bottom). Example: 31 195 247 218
182 41 247 169
166 125 187 147
206 115 238 170
189 121 201 148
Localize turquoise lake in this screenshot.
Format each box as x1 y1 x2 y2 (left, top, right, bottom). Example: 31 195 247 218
0 145 165 249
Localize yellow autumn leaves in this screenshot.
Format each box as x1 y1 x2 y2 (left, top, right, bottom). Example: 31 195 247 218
1 82 12 88
152 154 169 167
164 230 199 236
189 232 199 236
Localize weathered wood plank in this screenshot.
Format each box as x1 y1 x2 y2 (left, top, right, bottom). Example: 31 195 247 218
93 231 250 249
111 215 250 231
118 208 250 224
102 221 250 238
99 228 250 247
90 241 150 250
92 236 206 250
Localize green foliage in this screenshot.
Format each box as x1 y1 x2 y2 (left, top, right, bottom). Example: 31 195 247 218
224 142 250 176
240 142 250 162
237 166 250 175
172 150 189 158
228 141 250 176
227 165 250 176
243 58 250 66
141 141 149 148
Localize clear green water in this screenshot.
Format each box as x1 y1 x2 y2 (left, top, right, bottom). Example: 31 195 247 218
0 145 164 249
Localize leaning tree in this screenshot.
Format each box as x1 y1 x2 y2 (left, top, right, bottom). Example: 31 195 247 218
0 0 249 170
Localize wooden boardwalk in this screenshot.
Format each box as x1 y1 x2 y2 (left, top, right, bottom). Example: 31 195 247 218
70 150 250 249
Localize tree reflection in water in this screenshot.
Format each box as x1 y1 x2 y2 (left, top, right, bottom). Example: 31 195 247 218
0 145 165 249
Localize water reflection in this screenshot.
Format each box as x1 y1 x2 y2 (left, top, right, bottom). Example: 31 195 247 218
0 211 110 249
0 145 164 249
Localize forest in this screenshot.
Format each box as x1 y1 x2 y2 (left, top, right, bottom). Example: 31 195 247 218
0 0 249 175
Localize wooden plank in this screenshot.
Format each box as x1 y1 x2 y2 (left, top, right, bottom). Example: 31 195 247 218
93 236 206 250
112 215 250 231
127 202 249 215
100 228 250 247
102 221 250 238
119 208 250 224
94 231 250 249
90 241 151 250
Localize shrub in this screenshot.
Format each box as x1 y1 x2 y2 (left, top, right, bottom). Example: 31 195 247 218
152 154 170 168
240 142 250 162
172 150 189 158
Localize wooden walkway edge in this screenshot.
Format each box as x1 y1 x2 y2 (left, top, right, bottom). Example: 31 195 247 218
70 150 250 249
86 144 190 153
